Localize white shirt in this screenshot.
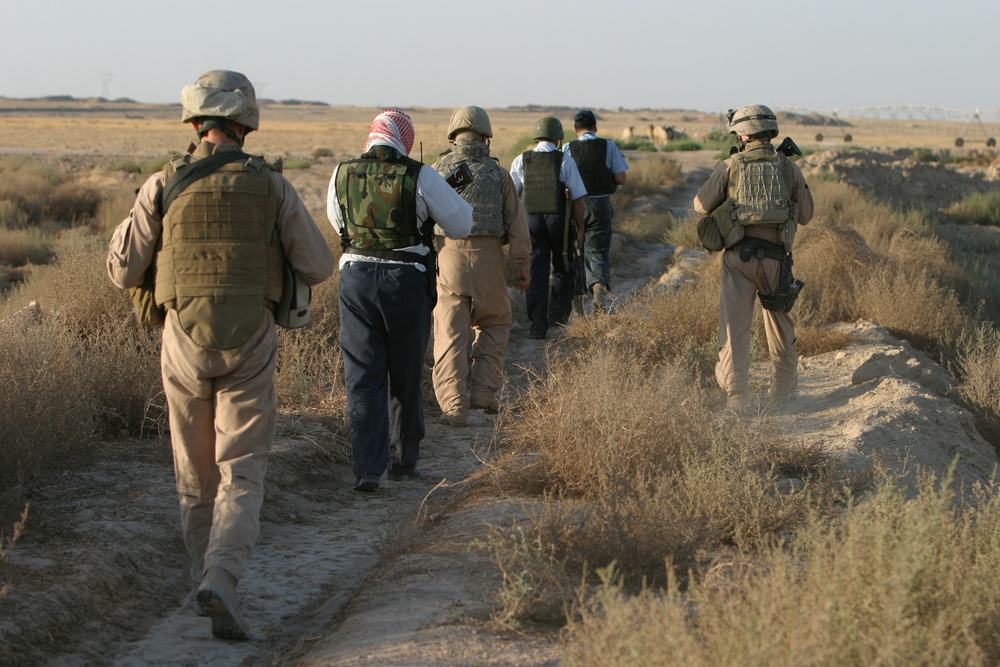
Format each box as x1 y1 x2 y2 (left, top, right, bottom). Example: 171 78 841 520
327 161 473 271
509 141 588 201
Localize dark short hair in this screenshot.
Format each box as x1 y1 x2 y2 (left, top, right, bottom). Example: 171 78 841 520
574 109 597 128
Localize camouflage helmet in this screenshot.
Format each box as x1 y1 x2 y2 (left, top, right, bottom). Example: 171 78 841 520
447 105 493 141
180 70 260 132
532 116 564 142
727 104 778 138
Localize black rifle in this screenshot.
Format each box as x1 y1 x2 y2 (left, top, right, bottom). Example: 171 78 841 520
775 136 803 158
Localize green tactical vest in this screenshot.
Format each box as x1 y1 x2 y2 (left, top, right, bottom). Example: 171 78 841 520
568 139 616 196
715 145 798 251
521 150 565 214
155 151 283 350
434 142 505 237
336 146 423 250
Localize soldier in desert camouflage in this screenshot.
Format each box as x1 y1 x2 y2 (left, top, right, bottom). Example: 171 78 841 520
430 106 530 426
693 104 814 410
107 70 335 640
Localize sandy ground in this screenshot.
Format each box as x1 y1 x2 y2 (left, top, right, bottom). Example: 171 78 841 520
2 142 999 666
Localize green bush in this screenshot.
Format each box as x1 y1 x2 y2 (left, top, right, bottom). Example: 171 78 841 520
660 139 703 152
945 190 1000 226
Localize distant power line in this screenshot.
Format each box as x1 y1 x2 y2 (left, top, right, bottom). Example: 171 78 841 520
99 72 113 99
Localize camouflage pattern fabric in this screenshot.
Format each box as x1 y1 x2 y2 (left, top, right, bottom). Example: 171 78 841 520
434 142 504 237
336 146 423 250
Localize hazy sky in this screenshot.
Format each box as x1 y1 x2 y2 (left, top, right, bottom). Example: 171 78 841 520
2 0 998 119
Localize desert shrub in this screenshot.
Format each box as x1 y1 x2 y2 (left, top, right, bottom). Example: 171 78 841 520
0 156 102 228
0 227 53 266
311 147 334 158
0 314 100 514
793 182 972 353
282 157 312 170
660 139 703 152
662 213 704 248
1 232 162 522
944 190 1000 226
563 471 1000 667
0 200 29 229
956 324 1000 433
614 138 657 152
563 273 720 376
614 153 682 200
482 346 845 626
503 135 535 165
95 181 142 236
275 277 343 411
855 265 967 350
613 210 675 244
111 155 171 174
485 521 578 629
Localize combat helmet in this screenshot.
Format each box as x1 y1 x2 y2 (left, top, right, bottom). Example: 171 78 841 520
532 116 564 143
727 104 778 138
447 105 493 141
181 70 260 132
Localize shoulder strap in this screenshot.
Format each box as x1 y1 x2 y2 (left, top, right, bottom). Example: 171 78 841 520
156 150 251 216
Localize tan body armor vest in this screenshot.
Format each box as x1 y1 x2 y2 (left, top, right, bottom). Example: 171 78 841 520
155 156 283 350
434 142 505 238
715 146 798 251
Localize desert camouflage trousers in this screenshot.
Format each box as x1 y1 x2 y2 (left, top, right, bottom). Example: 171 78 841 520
432 236 511 415
161 310 277 584
716 247 798 399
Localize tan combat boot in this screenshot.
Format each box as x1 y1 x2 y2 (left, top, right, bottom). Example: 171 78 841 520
197 566 251 640
592 283 612 312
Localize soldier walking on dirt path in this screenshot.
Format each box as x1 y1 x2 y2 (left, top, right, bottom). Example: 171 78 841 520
106 70 336 641
430 106 530 427
693 104 814 410
327 109 472 492
510 116 588 339
563 109 629 312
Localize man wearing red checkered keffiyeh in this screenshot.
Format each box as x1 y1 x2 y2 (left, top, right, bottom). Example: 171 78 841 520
364 109 415 156
326 109 472 493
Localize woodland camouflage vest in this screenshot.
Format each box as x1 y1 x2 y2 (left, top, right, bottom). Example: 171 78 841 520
335 146 423 250
434 142 505 237
155 152 283 350
716 146 798 251
568 139 616 196
521 150 565 214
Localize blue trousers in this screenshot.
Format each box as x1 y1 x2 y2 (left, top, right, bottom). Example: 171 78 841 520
581 196 613 291
339 262 431 478
525 211 577 337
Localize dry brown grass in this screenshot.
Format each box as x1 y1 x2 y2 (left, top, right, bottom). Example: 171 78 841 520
0 233 161 523
0 227 52 266
562 471 1000 667
794 182 972 354
479 341 850 629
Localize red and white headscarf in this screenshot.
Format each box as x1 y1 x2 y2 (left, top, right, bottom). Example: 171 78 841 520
364 109 415 156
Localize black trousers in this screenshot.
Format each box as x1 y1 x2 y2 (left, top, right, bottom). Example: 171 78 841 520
525 211 577 337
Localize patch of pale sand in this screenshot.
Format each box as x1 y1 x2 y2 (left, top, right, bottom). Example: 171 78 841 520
771 321 997 487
